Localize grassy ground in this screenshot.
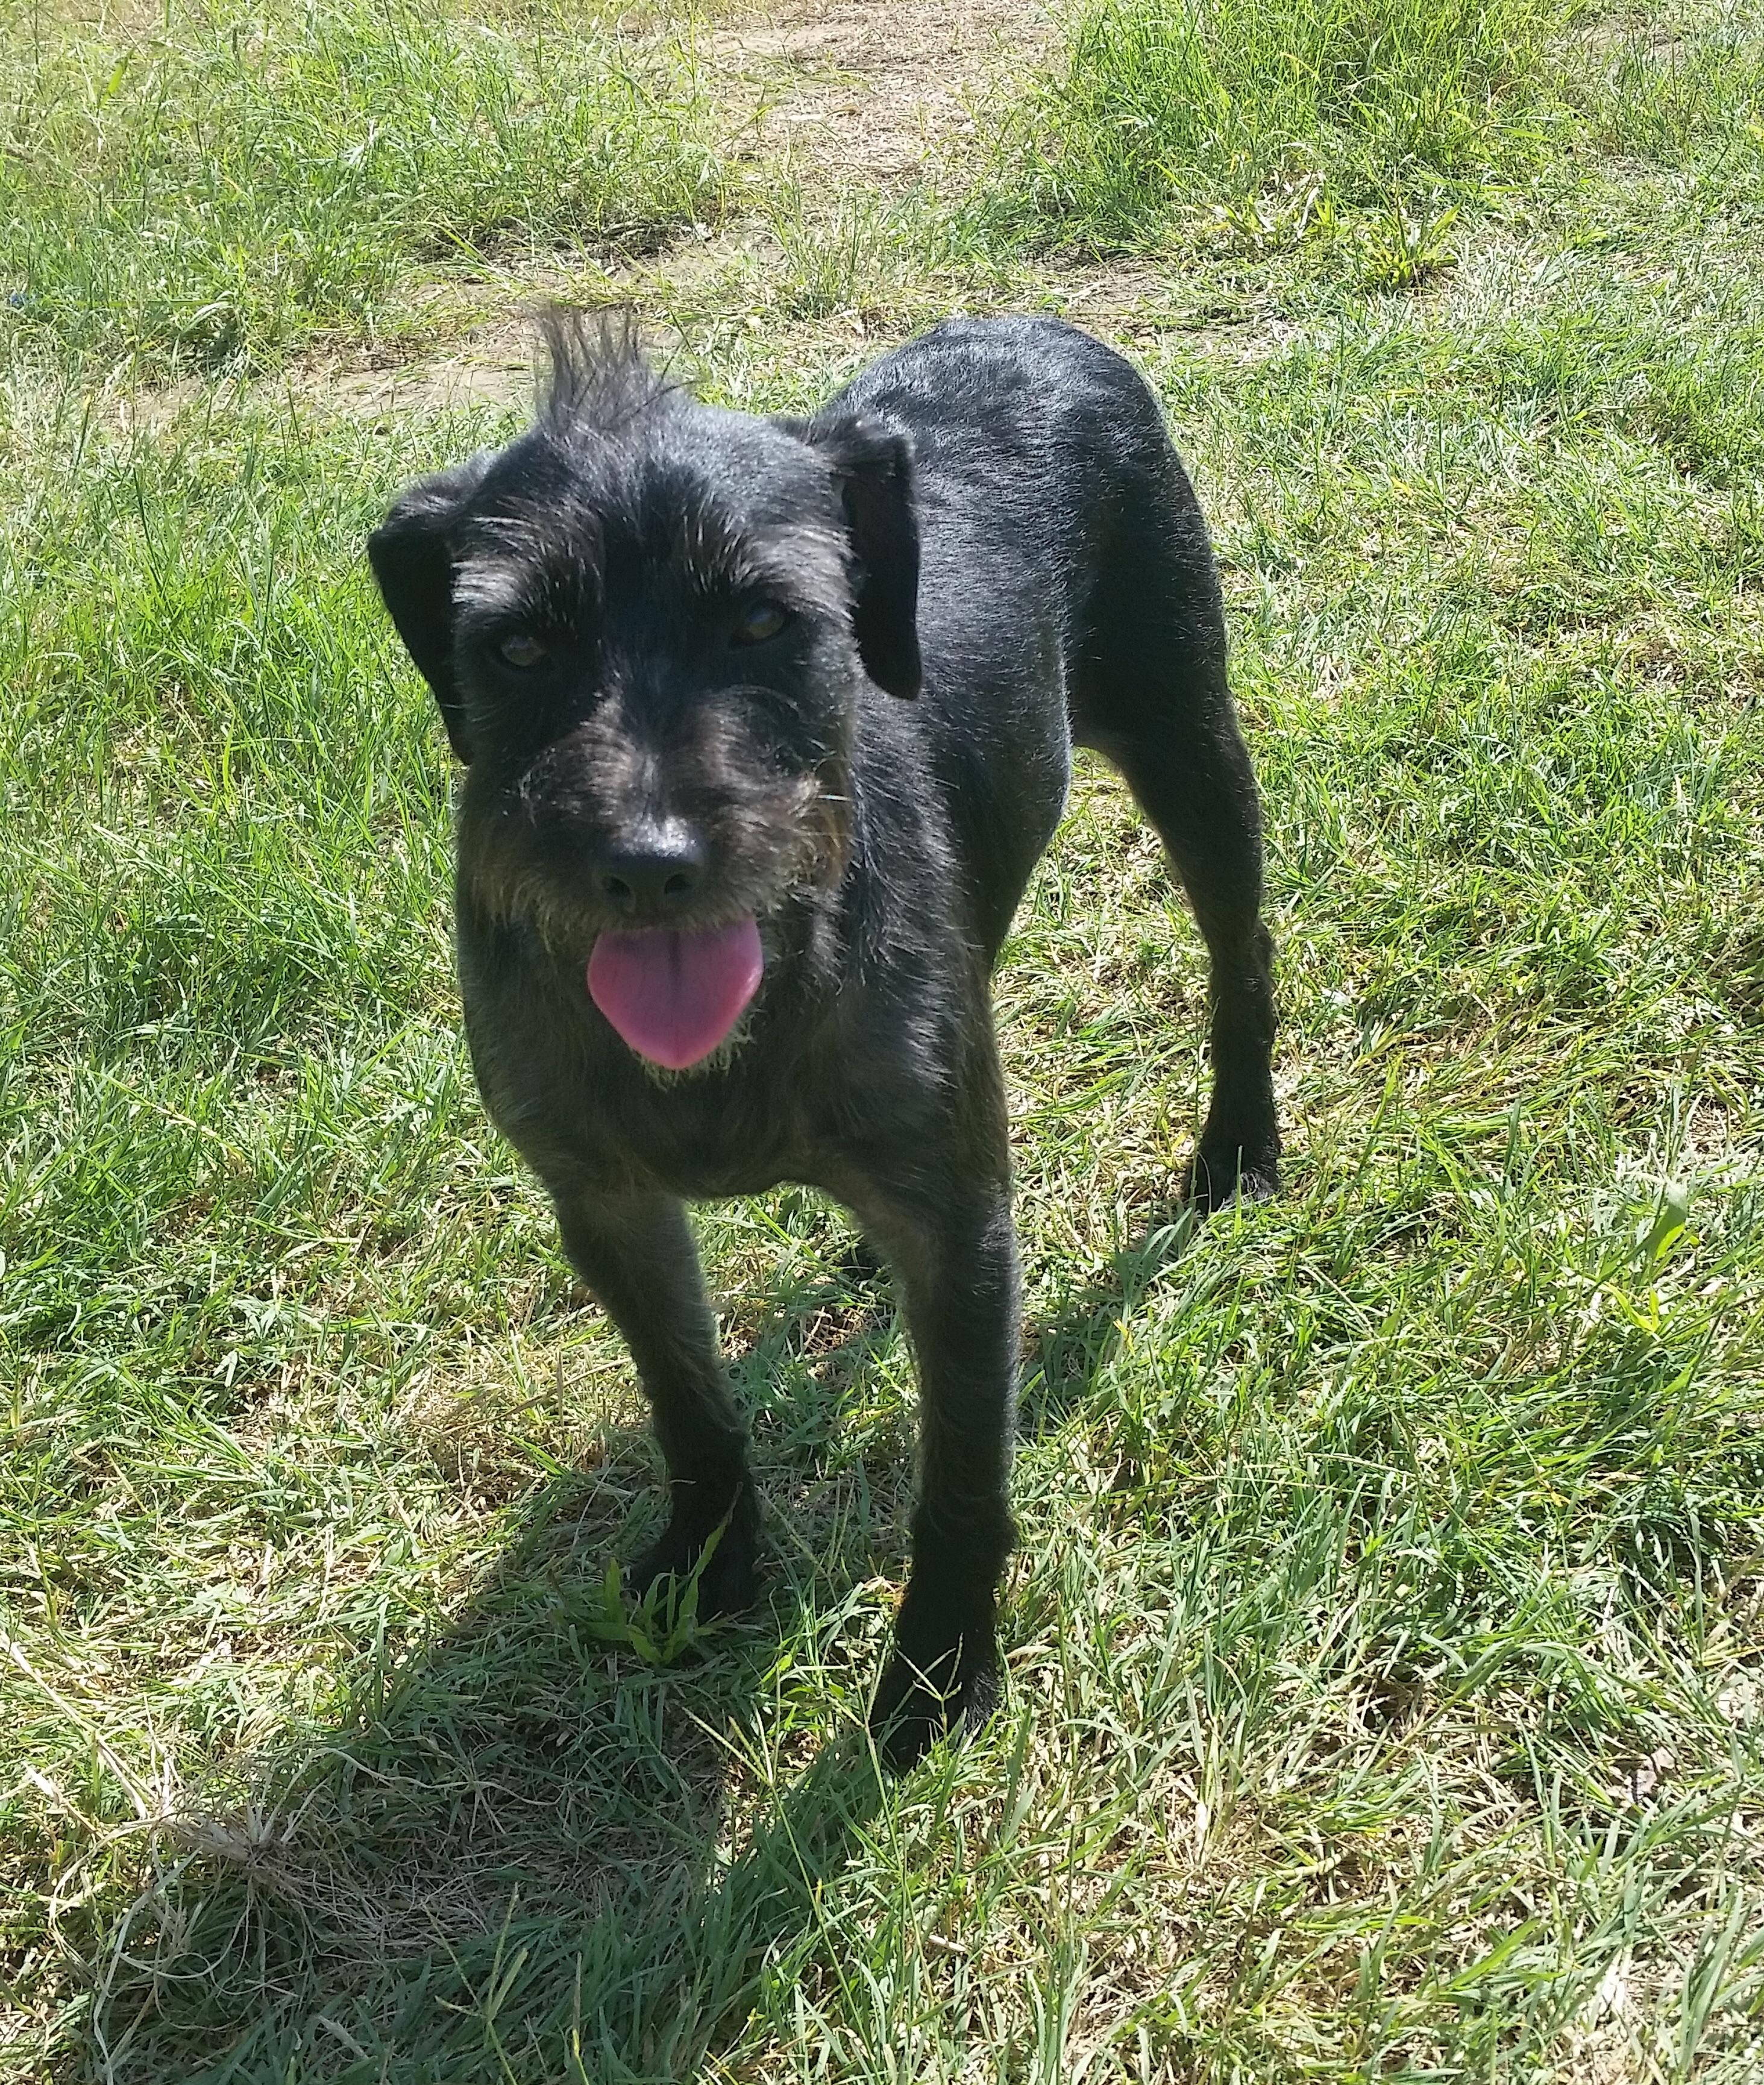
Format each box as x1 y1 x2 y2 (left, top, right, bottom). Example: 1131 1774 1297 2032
4 0 1764 2077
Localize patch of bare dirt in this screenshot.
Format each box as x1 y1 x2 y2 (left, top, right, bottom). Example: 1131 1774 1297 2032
323 340 540 418
710 0 1052 187
110 1 1060 417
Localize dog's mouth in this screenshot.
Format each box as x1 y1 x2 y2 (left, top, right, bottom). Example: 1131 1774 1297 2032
586 917 765 1071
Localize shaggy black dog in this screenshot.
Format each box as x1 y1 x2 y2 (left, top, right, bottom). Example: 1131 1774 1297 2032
369 312 1278 1767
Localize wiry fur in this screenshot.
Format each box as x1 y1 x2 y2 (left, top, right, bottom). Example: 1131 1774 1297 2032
368 311 1279 1768
538 307 680 440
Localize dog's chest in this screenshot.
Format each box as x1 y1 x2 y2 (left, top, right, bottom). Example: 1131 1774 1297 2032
460 915 952 1205
591 1073 813 1199
471 992 821 1199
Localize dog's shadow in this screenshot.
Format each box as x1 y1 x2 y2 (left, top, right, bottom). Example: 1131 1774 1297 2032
93 1247 908 2080
1021 1205 1205 1437
93 1222 1187 2080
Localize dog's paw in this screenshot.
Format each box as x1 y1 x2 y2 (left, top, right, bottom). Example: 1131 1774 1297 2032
627 1493 761 1622
1184 1141 1280 1215
868 1622 1000 1771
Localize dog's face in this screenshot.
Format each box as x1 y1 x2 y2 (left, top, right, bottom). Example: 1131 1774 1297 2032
369 319 920 1015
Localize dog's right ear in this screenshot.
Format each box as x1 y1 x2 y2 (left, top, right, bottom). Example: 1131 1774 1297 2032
368 454 492 761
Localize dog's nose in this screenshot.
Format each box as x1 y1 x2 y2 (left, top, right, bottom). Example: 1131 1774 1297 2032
594 824 707 914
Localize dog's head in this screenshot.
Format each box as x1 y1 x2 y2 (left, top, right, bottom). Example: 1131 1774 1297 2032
369 313 920 1063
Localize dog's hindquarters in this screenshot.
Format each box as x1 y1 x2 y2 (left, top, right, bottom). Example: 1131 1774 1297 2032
836 318 1276 1205
1066 387 1280 1206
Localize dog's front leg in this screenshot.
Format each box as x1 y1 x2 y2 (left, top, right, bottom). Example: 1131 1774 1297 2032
548 1187 759 1617
845 1171 1020 1768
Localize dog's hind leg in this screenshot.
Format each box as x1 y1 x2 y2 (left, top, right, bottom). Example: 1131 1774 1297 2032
1106 718 1279 1210
549 1187 760 1616
1075 566 1279 1211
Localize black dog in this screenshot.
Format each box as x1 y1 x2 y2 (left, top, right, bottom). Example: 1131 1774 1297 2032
369 312 1277 1767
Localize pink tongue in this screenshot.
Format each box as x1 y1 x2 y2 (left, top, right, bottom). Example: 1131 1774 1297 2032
587 918 764 1070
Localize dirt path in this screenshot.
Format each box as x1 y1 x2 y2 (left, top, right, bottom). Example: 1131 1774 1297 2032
262 0 1055 418
708 0 1050 187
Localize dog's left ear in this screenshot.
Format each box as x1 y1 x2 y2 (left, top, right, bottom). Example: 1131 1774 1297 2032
368 453 493 760
779 412 921 699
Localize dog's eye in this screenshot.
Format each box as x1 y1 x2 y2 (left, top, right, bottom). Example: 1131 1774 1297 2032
496 632 548 671
732 600 792 647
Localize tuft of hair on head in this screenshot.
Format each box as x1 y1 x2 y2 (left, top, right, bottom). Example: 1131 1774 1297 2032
535 305 678 441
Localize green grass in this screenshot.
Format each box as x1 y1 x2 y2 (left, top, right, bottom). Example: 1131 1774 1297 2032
4 0 1764 2078
970 0 1764 277
975 0 1586 254
0 0 726 370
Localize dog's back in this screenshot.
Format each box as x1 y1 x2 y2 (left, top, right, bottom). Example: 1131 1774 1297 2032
826 316 1229 961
